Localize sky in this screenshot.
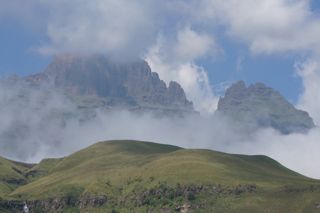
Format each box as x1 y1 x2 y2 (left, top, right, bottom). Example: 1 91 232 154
1 0 320 178
0 0 319 106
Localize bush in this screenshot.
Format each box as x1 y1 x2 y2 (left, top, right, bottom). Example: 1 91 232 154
187 192 196 201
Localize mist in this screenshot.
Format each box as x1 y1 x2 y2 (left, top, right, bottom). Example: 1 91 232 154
0 78 319 180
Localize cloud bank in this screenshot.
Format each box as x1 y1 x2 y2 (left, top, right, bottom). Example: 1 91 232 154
0 78 319 179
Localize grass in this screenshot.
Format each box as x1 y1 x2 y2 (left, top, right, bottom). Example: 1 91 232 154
25 158 63 181
0 140 319 212
0 156 32 197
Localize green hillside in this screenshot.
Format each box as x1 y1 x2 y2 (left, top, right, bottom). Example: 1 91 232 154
0 156 33 199
1 140 320 212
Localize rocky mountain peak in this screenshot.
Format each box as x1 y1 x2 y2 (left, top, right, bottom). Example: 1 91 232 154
223 80 248 100
27 54 194 113
217 81 315 134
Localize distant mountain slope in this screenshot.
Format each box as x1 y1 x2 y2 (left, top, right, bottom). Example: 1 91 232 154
0 140 319 212
217 81 315 134
26 54 194 114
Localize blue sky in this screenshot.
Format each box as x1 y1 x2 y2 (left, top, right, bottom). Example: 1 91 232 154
0 20 51 76
200 34 303 103
1 0 320 106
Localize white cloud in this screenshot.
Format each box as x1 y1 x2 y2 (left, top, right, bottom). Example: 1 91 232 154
37 0 159 59
296 59 320 124
197 0 320 55
4 0 320 56
173 27 215 62
146 28 219 114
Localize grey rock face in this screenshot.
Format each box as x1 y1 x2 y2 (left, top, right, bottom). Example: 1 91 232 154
217 81 315 134
27 54 194 113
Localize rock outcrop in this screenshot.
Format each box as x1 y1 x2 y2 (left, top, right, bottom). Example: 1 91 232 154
26 54 194 114
217 81 315 134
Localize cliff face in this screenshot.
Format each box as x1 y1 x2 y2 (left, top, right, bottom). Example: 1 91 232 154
27 55 193 112
217 81 315 134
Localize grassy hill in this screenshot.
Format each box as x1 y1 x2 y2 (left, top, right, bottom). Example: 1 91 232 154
0 140 320 212
0 156 33 199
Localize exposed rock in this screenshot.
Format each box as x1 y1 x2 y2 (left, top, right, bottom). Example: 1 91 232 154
0 200 24 211
283 185 320 193
21 195 108 213
26 54 194 114
134 183 256 209
217 81 315 134
79 195 107 209
175 203 190 213
228 184 257 195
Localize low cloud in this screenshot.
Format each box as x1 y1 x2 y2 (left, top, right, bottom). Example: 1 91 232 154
0 79 320 179
296 59 320 125
231 127 320 179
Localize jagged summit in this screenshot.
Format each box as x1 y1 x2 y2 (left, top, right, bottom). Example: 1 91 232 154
26 54 194 113
217 81 315 134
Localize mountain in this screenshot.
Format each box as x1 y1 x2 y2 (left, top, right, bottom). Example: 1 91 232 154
26 54 194 115
217 81 315 134
1 140 320 212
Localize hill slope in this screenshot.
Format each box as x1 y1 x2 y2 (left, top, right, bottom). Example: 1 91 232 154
0 157 33 198
1 140 320 212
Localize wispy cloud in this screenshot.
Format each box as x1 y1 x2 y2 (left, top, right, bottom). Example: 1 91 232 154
145 28 220 114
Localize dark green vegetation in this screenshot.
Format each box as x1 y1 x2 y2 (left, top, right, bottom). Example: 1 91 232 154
0 140 320 212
